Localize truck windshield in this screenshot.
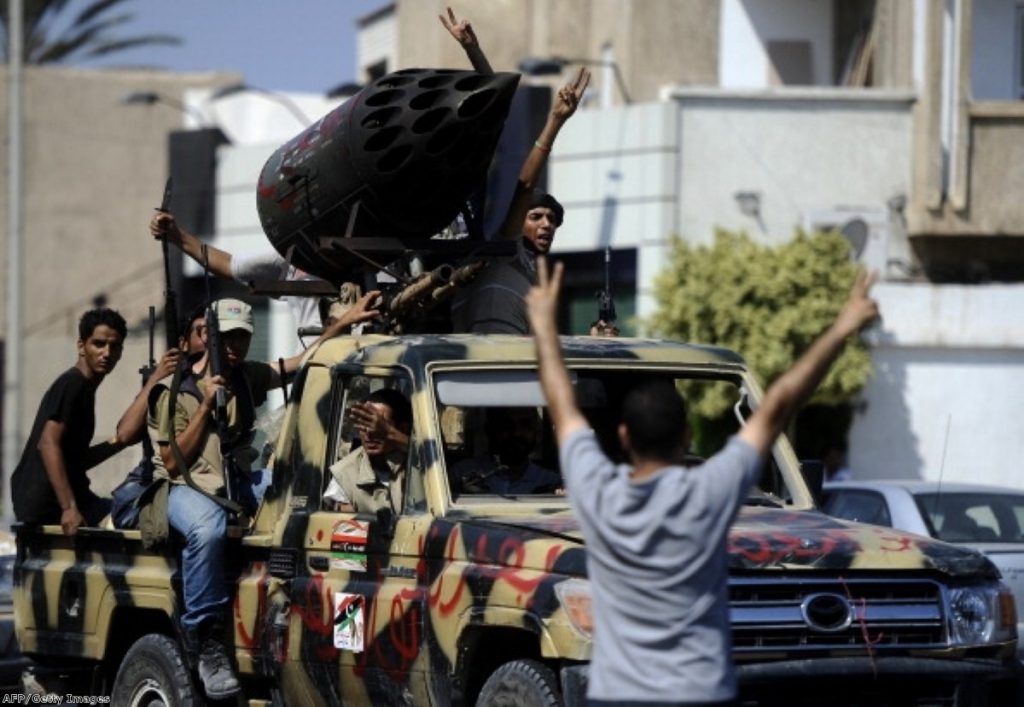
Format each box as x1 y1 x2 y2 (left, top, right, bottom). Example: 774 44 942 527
433 368 791 502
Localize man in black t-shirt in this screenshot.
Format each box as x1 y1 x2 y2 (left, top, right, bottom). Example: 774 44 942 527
12 308 128 535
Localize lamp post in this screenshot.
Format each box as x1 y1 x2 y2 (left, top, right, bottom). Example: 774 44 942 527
208 83 312 127
518 55 632 104
4 0 24 527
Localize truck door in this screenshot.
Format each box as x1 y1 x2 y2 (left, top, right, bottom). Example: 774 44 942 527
294 369 432 706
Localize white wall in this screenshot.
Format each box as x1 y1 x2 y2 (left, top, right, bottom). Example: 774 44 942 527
671 88 914 246
548 102 680 322
971 0 1020 99
853 284 1024 485
720 0 834 88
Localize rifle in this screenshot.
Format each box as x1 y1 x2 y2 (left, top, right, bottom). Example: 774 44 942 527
137 306 158 474
157 177 178 350
203 245 235 504
596 247 617 326
139 306 157 384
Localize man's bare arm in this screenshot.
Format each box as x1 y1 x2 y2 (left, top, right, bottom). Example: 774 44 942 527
114 349 181 448
439 6 493 74
739 272 879 456
350 402 410 451
37 420 86 535
157 376 222 477
270 290 382 385
527 258 589 444
150 212 233 279
499 68 590 240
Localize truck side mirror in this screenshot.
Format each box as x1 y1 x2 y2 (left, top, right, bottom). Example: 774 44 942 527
800 459 825 507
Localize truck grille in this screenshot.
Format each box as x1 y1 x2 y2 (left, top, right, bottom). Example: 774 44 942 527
730 577 945 652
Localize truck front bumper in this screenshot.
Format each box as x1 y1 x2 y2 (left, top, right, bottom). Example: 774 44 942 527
561 656 1023 706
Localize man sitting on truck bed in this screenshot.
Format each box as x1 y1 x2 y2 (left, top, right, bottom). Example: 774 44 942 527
12 308 129 535
527 259 880 706
146 295 380 699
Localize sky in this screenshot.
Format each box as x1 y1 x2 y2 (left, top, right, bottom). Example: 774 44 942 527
62 0 391 94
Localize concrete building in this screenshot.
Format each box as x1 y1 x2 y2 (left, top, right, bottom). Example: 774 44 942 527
353 0 1024 483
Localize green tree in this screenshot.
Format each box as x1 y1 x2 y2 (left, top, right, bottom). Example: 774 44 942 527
1 0 179 64
650 229 873 422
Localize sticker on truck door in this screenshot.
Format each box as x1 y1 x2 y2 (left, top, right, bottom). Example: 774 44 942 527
333 592 365 651
330 518 369 572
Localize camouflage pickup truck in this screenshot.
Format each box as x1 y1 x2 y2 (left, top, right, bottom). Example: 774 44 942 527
13 334 1023 705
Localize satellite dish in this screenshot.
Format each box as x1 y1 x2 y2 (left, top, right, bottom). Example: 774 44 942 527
839 217 869 260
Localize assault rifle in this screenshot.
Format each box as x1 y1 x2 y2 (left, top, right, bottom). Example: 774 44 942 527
139 306 157 384
595 247 617 327
203 246 234 504
157 178 178 350
137 306 159 467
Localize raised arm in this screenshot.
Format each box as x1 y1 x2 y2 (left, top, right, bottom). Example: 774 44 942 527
500 68 590 240
269 290 382 385
439 6 493 74
114 348 181 447
526 258 589 444
739 272 880 456
349 402 410 451
150 211 233 279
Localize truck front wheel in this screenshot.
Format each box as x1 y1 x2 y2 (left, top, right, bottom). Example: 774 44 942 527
476 659 562 707
112 634 197 707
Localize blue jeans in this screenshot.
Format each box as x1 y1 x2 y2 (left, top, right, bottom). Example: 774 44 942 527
166 472 271 630
167 485 228 630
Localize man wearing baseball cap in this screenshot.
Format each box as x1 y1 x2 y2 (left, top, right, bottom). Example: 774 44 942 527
146 294 379 699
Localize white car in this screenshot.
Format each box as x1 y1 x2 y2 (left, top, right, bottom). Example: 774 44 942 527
822 481 1024 657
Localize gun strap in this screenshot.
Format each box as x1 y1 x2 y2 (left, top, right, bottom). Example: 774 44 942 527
167 358 244 516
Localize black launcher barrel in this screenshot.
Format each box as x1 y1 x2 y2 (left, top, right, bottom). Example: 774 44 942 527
257 68 521 282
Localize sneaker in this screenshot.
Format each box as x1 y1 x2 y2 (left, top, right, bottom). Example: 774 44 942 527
197 637 240 699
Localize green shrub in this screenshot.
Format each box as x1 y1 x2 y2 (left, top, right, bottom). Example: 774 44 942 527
651 229 872 421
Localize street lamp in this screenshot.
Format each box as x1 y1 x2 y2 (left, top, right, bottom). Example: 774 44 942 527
119 90 208 126
518 55 632 104
4 0 25 527
209 83 312 127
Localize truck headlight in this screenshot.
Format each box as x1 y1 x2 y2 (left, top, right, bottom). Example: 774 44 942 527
554 578 593 639
947 583 1017 646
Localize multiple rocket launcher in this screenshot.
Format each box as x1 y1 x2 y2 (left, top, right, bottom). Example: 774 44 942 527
256 68 521 289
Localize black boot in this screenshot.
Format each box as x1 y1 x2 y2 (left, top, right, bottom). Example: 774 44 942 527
196 622 240 699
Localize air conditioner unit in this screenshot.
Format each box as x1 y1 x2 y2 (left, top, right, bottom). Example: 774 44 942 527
802 208 890 274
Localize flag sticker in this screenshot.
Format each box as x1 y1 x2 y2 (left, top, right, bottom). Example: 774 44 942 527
334 592 365 651
331 519 369 572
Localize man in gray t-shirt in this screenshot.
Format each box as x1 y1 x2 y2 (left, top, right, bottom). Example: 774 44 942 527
526 259 879 705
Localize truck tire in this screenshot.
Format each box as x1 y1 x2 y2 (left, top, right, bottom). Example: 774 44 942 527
112 634 198 707
476 659 562 707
